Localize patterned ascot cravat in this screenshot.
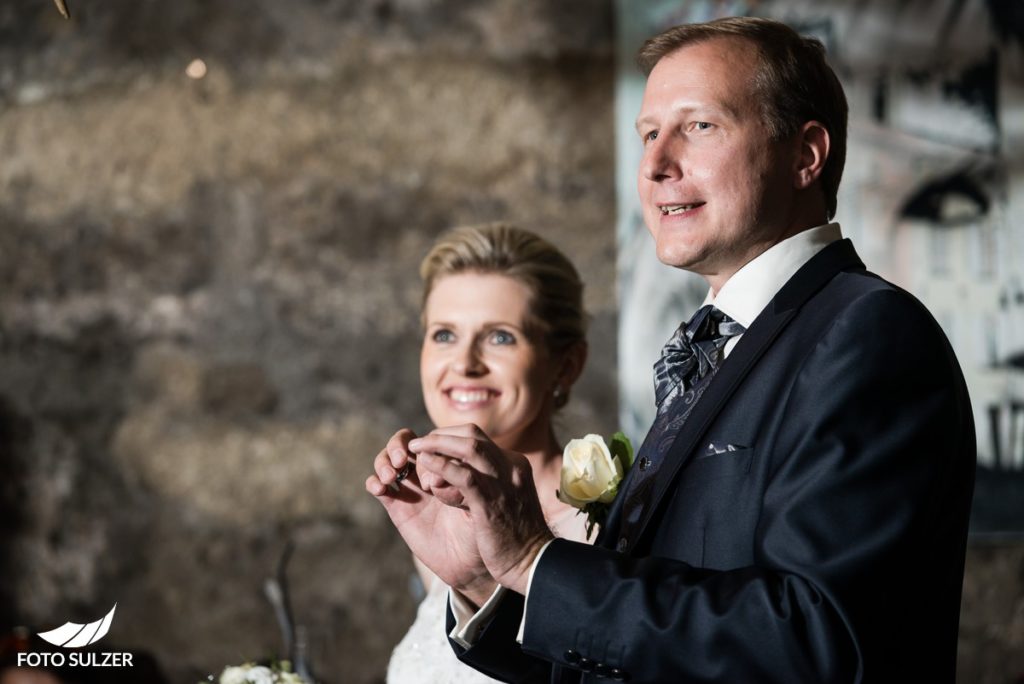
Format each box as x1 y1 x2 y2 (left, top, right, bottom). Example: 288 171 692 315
612 305 746 553
653 304 747 414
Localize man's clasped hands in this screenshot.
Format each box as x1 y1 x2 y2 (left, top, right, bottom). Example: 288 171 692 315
366 424 555 607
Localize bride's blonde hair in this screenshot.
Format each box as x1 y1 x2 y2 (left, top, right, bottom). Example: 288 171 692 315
420 222 587 362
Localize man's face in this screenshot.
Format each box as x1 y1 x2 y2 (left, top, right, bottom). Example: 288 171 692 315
636 38 799 289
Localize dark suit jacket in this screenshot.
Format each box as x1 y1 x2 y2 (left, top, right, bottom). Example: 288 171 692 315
451 239 976 683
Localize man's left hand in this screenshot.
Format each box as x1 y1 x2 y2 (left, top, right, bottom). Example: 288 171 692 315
409 424 555 595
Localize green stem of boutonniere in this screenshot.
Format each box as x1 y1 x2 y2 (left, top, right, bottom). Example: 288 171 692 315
580 501 607 540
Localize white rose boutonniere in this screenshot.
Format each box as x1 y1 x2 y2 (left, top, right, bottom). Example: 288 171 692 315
557 431 634 539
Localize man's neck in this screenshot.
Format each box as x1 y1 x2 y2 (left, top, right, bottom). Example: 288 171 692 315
702 222 843 328
706 215 829 295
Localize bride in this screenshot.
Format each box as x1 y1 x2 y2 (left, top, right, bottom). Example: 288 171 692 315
384 223 592 684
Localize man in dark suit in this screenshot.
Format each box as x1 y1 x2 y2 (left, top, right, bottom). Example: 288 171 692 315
367 17 975 683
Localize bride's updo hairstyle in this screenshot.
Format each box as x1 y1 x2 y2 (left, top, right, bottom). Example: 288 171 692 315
419 223 587 405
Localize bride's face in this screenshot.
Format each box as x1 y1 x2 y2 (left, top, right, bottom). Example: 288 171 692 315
420 272 558 450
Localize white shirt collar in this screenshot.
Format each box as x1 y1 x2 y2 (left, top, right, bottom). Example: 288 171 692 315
703 223 843 328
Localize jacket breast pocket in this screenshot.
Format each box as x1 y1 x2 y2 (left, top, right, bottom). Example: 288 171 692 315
679 446 753 489
666 447 757 568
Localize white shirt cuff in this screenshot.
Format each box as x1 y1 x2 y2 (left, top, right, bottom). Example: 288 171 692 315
448 585 508 649
516 538 557 644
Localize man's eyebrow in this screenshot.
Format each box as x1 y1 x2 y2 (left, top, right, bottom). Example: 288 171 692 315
634 103 741 133
635 115 656 133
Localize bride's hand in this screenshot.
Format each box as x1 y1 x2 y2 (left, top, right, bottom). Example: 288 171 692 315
416 428 467 509
366 429 493 598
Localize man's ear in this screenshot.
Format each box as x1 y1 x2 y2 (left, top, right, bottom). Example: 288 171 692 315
793 120 830 190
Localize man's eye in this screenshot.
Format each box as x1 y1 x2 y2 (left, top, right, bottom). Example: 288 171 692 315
695 121 713 131
643 130 658 143
431 329 455 343
489 330 516 345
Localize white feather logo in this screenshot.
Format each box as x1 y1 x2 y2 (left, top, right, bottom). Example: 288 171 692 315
37 604 117 648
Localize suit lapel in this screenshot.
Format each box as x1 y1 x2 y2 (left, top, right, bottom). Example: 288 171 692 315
624 239 865 545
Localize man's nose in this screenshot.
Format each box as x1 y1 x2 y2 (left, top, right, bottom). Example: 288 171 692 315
640 134 681 182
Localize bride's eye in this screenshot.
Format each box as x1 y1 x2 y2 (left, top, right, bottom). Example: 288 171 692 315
431 328 455 343
489 330 516 345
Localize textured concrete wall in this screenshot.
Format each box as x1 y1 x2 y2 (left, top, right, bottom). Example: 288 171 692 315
2 2 1022 683
0 2 616 682
960 543 1024 684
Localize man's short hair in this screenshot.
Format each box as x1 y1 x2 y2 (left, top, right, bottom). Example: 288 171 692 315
638 17 848 220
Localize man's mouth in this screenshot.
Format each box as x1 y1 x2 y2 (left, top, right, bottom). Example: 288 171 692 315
659 202 705 215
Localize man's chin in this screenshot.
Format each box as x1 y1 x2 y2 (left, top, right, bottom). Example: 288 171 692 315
655 245 703 272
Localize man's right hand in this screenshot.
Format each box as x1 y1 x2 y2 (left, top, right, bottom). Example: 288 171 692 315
410 425 554 597
365 428 497 606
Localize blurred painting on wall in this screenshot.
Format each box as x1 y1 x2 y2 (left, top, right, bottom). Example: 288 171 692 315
615 0 1024 534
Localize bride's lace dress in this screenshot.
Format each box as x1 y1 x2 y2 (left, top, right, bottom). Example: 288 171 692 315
386 507 590 684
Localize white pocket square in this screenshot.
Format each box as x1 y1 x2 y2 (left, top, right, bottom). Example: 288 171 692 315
705 442 744 455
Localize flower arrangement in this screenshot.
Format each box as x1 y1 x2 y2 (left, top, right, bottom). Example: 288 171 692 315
557 431 634 539
204 661 307 684
204 543 315 684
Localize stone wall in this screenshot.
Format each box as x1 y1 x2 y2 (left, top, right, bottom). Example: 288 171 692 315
0 2 616 682
960 543 1024 684
2 2 1022 683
